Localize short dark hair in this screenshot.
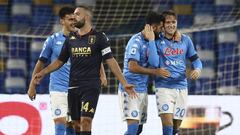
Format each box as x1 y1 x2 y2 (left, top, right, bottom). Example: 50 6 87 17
58 6 75 19
161 10 178 21
145 11 163 25
77 5 93 16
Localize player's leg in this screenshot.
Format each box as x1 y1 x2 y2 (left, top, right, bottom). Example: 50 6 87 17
50 91 71 135
68 88 81 135
80 86 100 135
156 88 177 135
119 92 147 135
137 93 148 135
172 89 188 135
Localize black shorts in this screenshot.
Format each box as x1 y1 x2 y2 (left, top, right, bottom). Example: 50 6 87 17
68 81 100 120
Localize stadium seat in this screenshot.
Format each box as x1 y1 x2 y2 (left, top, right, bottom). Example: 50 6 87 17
0 6 8 23
0 72 4 93
194 14 214 25
33 0 52 5
11 0 32 3
217 31 237 43
6 59 27 77
5 77 26 94
193 31 216 50
53 0 75 4
30 40 44 60
7 37 29 58
0 41 7 58
177 15 193 28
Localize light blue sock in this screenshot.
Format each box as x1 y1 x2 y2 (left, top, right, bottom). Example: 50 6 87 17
124 123 139 135
66 126 75 135
163 126 173 135
55 123 66 135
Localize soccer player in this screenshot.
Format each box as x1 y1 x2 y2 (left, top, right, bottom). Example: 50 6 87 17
33 5 137 135
27 7 76 135
148 10 203 135
118 12 171 135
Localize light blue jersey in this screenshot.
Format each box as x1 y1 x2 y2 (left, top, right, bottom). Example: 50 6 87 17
152 34 202 89
119 32 156 93
39 32 70 92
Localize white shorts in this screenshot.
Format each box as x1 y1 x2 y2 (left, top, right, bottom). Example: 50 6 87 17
118 91 148 124
50 91 68 119
155 88 188 120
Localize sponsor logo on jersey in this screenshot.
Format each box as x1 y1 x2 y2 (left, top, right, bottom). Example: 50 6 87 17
88 35 96 44
72 47 91 57
165 60 183 66
164 47 184 56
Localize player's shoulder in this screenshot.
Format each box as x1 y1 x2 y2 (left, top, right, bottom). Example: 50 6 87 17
95 30 110 41
128 32 144 46
181 34 192 41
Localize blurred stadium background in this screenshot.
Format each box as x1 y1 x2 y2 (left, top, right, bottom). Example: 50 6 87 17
0 0 240 135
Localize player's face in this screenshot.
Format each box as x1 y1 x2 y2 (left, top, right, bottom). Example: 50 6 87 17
61 14 76 32
74 8 86 29
163 15 177 36
152 23 162 39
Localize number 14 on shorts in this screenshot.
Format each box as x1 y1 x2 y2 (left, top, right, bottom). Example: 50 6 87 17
81 101 95 113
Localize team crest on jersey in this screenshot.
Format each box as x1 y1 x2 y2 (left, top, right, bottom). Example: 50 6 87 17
88 35 96 44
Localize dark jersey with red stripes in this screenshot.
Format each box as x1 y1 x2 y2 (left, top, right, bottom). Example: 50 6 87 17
58 29 113 87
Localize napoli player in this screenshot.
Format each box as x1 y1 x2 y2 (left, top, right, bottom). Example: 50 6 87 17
148 10 202 135
118 12 170 135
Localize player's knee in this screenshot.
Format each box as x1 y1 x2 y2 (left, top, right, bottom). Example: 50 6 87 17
54 117 67 125
80 117 92 130
160 114 173 126
72 120 81 132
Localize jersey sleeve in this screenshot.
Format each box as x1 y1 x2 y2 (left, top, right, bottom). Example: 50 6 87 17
147 40 159 67
127 37 141 62
186 36 197 58
99 32 113 60
58 38 70 63
39 36 53 63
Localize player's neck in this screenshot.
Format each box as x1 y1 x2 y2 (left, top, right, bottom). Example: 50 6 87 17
164 33 174 40
62 28 70 36
78 24 92 36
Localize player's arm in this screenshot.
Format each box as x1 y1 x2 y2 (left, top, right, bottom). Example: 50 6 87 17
100 63 107 87
142 24 159 67
34 38 70 85
100 32 137 98
28 60 45 100
28 37 53 100
141 25 170 77
186 36 203 80
105 58 137 98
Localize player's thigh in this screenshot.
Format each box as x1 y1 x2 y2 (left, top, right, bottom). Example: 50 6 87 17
68 88 81 121
50 91 68 119
81 87 100 118
155 88 177 115
118 91 147 122
173 89 188 120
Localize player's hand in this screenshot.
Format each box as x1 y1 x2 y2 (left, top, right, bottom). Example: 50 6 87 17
27 85 36 101
187 69 201 80
154 68 171 78
173 30 181 42
33 71 45 85
124 84 137 98
100 76 107 87
142 24 155 41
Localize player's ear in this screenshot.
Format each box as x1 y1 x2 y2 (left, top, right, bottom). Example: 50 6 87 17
60 18 64 25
